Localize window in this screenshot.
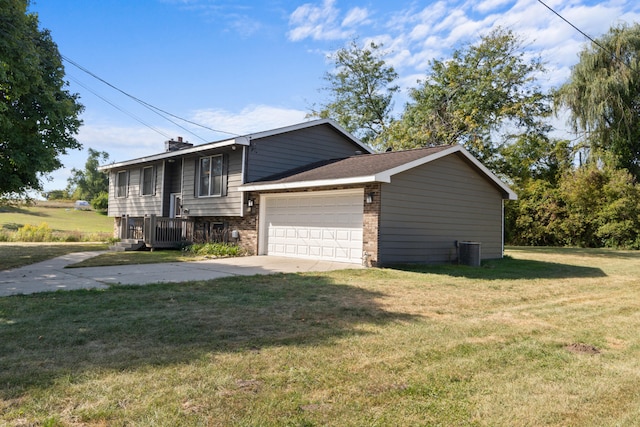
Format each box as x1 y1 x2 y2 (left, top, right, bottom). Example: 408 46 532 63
141 166 155 196
198 155 223 197
116 171 128 198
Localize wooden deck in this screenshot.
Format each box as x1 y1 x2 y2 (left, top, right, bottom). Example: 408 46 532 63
119 215 194 250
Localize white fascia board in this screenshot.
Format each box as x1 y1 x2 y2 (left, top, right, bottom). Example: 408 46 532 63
376 145 518 200
239 175 379 192
98 137 250 171
454 147 518 200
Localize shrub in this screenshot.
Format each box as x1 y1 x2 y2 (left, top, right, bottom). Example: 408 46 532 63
186 242 245 257
15 223 54 242
91 191 109 212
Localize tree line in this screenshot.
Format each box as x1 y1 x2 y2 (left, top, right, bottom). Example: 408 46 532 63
312 25 640 248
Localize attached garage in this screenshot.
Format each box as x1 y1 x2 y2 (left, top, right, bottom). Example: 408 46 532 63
242 145 517 267
259 189 364 263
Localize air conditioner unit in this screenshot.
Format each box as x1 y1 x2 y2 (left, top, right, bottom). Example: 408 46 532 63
458 241 481 267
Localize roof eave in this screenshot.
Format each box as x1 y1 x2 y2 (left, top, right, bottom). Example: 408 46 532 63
376 145 517 200
238 175 381 192
98 136 250 171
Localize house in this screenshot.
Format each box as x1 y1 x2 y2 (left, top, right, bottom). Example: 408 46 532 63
99 119 516 266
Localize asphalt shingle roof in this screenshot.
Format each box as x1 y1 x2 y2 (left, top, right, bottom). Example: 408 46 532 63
251 145 453 184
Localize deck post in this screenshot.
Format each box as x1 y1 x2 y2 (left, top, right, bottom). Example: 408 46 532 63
120 215 129 240
149 215 157 248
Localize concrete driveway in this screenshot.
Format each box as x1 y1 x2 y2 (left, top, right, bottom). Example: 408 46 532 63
0 252 363 297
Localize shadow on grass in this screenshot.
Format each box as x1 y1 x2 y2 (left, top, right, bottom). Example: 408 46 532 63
388 256 606 280
0 274 416 398
507 246 640 260
0 206 50 217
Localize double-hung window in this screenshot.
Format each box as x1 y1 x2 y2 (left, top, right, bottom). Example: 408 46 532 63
141 166 155 196
198 155 223 197
116 171 128 198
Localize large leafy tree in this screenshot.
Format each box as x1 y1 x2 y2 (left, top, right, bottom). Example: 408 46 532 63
0 0 83 197
557 23 640 179
309 40 399 148
66 148 109 202
386 28 552 176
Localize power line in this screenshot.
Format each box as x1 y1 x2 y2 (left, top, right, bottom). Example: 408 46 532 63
536 0 633 70
61 55 241 139
68 74 172 139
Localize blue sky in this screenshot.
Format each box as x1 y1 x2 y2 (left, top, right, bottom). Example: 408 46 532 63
29 0 640 193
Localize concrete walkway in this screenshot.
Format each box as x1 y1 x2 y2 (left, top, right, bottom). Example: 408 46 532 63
0 252 363 297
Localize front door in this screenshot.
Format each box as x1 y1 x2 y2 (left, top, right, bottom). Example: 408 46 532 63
169 193 182 218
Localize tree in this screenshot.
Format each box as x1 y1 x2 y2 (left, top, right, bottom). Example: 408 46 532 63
386 28 552 177
0 0 83 197
556 23 640 179
66 149 109 202
42 189 72 200
507 155 640 249
309 40 399 148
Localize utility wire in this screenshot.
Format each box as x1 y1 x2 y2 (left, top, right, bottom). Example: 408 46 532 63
536 0 634 70
61 55 241 139
68 74 172 139
70 73 208 143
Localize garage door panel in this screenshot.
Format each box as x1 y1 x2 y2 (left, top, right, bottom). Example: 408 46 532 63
264 191 363 263
322 229 335 239
336 230 350 241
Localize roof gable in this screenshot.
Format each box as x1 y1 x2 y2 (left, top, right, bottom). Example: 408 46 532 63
240 145 517 200
98 118 372 171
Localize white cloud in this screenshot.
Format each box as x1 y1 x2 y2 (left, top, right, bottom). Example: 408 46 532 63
287 0 370 41
342 7 369 27
191 105 308 136
474 0 513 14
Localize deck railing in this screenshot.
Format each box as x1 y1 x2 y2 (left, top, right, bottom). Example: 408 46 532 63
120 215 194 249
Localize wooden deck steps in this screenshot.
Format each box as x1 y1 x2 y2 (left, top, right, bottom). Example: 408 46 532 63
109 239 147 252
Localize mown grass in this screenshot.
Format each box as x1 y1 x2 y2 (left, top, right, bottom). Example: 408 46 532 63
2 247 640 426
65 249 199 268
0 243 109 271
67 244 246 269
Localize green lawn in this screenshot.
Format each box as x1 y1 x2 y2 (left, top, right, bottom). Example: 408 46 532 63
2 247 640 426
0 243 109 271
0 202 113 242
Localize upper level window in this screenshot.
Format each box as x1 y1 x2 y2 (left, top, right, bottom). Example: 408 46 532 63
198 155 223 197
141 166 155 196
116 171 128 198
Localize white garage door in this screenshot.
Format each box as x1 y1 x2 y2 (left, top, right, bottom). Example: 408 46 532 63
261 190 364 264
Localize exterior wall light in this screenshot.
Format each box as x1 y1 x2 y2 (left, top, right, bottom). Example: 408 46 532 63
366 193 374 204
247 199 254 207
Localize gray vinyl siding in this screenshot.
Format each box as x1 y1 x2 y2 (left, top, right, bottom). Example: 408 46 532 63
107 162 164 217
378 154 504 264
181 148 242 217
246 125 365 182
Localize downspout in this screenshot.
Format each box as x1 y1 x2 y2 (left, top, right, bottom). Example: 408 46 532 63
501 199 505 258
180 157 185 214
161 160 166 217
240 145 247 217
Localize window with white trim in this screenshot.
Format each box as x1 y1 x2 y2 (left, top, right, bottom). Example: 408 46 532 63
198 155 223 197
141 166 155 196
116 171 128 198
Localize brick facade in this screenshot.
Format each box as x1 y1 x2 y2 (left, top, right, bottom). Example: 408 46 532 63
193 211 259 255
362 183 381 267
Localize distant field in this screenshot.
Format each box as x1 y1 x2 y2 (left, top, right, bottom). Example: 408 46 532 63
0 201 113 241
